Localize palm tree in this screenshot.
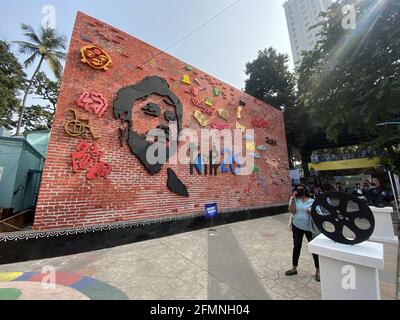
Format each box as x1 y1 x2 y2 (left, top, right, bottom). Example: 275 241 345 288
14 24 66 135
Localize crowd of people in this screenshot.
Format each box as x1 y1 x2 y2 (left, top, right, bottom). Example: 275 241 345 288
307 179 393 207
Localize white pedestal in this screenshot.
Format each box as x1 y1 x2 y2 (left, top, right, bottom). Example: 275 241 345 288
309 234 384 300
369 206 398 244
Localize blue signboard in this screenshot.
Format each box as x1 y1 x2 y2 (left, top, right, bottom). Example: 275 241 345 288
205 203 218 218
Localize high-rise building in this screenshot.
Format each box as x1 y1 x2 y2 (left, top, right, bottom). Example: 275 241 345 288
283 0 333 65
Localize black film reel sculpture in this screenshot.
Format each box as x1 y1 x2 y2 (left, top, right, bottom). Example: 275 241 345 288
311 192 375 245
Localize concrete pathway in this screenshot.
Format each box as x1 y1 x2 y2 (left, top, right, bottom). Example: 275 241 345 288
0 213 397 300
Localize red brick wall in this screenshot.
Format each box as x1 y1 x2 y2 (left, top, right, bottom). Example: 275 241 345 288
33 12 291 230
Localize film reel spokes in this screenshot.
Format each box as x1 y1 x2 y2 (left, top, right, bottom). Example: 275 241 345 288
311 192 375 245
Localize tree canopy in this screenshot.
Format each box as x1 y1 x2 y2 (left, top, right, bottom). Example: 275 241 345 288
0 32 63 134
22 72 60 131
0 40 25 129
244 47 301 164
14 23 66 134
297 0 400 170
245 47 296 111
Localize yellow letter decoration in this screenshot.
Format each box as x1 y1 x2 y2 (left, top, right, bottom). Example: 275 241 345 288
182 74 191 85
148 59 157 67
194 111 208 127
237 106 243 119
217 108 230 121
80 45 112 71
64 109 100 140
204 97 213 107
236 122 246 133
246 142 256 152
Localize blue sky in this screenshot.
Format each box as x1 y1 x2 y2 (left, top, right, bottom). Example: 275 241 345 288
0 0 293 90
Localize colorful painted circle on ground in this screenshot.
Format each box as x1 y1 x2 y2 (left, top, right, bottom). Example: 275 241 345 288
0 272 128 300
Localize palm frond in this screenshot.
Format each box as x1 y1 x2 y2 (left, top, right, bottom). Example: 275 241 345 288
13 40 39 55
23 52 39 68
49 50 67 61
46 36 67 51
52 35 67 50
41 27 63 46
17 23 67 78
20 23 41 45
45 53 64 79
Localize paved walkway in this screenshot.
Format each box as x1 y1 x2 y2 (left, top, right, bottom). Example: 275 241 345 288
0 213 398 300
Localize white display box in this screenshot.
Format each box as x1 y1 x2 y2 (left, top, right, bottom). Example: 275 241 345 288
308 234 384 300
369 206 398 244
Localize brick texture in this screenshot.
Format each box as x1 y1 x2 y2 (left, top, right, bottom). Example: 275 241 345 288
33 12 291 230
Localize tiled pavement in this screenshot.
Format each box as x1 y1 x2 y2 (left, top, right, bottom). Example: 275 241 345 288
0 213 398 300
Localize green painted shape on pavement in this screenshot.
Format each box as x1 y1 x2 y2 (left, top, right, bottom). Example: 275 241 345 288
78 280 129 300
0 288 22 300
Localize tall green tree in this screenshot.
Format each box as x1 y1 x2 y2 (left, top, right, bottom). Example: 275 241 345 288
244 47 301 165
31 71 60 113
22 72 60 131
0 40 25 129
14 24 66 135
297 0 400 170
245 47 296 111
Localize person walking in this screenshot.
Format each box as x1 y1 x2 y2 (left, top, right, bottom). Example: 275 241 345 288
286 184 320 282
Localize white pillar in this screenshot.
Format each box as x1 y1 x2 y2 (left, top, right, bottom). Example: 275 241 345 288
369 206 398 244
309 234 384 300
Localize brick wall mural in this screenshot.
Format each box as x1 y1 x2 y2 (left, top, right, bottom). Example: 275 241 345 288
33 12 291 230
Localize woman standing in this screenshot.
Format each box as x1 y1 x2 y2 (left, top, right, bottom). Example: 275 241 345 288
286 185 320 282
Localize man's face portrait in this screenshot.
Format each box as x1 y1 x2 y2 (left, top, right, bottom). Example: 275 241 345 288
135 95 178 142
113 76 183 175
